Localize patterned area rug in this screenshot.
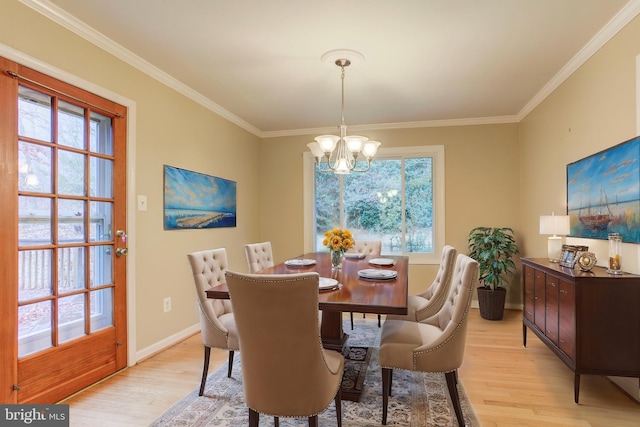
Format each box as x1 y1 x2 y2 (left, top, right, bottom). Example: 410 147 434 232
150 320 480 426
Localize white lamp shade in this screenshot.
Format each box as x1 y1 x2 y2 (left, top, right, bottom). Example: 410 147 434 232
314 135 340 153
307 141 325 158
539 214 570 236
362 140 381 158
344 135 367 153
334 157 351 174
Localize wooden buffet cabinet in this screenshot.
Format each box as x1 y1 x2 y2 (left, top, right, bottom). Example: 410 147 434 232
521 258 640 403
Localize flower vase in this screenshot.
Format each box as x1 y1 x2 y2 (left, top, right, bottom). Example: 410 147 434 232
331 250 343 269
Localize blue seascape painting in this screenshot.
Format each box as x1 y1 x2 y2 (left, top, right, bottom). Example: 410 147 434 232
164 165 237 230
566 136 640 243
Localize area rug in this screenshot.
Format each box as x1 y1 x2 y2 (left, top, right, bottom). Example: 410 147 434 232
150 320 480 426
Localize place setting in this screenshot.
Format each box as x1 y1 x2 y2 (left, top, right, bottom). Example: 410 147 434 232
368 257 395 266
343 252 366 260
283 258 317 267
318 277 341 291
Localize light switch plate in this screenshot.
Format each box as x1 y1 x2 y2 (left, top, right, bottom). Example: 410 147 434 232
137 195 147 211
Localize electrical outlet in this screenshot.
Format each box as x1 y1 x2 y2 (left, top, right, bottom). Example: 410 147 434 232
163 297 171 313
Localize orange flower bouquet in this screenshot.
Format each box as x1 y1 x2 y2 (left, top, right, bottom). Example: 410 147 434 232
323 228 354 269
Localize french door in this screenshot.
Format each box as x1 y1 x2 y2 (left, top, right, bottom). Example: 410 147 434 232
0 57 128 403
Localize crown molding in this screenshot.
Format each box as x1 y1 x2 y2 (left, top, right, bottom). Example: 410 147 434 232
20 0 262 137
261 115 520 138
518 0 640 121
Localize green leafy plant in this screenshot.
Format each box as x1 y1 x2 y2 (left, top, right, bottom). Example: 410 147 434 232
467 227 519 290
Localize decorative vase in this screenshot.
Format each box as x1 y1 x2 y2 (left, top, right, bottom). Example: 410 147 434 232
331 250 343 269
607 232 623 274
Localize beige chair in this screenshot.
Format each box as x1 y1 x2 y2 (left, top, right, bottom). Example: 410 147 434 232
226 271 344 426
347 240 382 257
379 254 478 426
386 245 457 323
187 248 239 396
347 240 383 329
244 241 275 273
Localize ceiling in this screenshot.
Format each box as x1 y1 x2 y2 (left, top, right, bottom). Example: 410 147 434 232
30 0 640 136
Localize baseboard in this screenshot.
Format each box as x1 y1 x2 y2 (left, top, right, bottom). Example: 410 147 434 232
136 323 200 363
609 376 640 402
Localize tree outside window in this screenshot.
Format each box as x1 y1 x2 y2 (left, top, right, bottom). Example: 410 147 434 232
313 153 437 257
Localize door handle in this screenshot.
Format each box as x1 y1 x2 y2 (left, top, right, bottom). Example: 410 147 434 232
116 248 128 257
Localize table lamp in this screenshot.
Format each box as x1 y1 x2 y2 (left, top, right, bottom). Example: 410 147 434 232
540 213 570 262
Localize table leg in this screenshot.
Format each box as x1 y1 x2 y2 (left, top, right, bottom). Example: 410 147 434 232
320 310 349 355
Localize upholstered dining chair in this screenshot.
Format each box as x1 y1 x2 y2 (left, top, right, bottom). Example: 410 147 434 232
187 248 239 396
244 241 275 273
347 239 382 257
225 271 344 427
379 254 478 426
386 245 457 323
347 240 383 329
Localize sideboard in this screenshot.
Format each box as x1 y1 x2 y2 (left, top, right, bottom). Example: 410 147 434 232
521 258 640 403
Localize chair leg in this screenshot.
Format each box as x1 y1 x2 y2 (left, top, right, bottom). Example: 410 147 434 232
350 312 354 330
445 371 465 427
227 350 234 378
199 346 211 396
382 367 392 425
249 408 259 427
274 416 279 426
308 415 318 427
334 387 342 427
378 314 381 327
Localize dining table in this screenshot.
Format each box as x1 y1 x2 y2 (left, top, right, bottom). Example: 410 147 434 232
205 251 409 400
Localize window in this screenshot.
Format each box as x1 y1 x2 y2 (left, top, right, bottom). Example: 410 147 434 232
304 146 445 264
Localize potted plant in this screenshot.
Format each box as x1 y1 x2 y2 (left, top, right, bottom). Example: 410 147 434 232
467 226 519 320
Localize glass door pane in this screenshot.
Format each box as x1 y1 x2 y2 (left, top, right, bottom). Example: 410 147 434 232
17 84 115 354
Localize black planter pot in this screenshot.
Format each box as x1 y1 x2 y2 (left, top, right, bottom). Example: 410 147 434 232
477 286 506 320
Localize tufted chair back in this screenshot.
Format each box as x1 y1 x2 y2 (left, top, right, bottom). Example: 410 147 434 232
348 240 382 257
386 245 457 323
187 248 239 394
415 244 457 320
244 241 275 273
225 271 344 425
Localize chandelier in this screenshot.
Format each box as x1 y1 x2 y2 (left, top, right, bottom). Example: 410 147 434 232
307 51 381 174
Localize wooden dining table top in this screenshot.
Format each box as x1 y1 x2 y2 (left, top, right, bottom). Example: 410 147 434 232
205 252 409 316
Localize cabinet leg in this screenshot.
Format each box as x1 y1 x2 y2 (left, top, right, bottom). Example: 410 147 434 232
523 323 527 347
574 373 580 404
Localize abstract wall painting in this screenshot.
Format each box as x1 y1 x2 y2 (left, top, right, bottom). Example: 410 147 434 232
163 165 237 230
566 136 640 243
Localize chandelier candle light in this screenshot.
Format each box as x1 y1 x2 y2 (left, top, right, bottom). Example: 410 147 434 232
539 213 570 262
307 50 381 174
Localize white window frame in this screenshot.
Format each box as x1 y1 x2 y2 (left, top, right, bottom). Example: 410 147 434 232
303 145 445 265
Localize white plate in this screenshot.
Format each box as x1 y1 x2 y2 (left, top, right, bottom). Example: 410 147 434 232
284 258 317 267
369 258 395 266
344 252 366 259
319 277 340 290
357 269 398 280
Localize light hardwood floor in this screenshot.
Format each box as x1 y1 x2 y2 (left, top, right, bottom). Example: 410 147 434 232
61 309 639 426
